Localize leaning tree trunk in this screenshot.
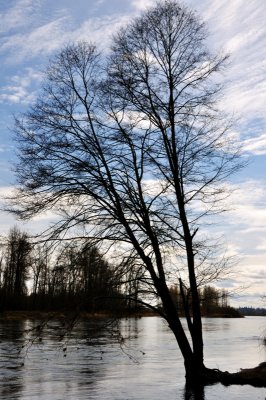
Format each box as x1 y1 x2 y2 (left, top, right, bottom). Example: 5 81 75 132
154 277 206 383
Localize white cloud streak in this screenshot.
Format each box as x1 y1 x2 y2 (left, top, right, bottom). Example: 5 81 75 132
0 4 130 63
1 17 71 63
0 0 41 34
242 134 266 156
131 0 154 10
0 68 43 104
187 0 266 154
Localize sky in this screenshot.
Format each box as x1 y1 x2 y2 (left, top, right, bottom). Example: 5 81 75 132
0 0 265 307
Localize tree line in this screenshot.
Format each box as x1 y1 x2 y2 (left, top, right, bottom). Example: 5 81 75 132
0 227 125 313
238 307 266 316
169 283 240 318
0 227 238 318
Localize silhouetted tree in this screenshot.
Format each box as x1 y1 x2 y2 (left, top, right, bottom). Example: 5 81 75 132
30 244 50 308
34 242 123 312
77 245 120 311
9 0 245 385
1 227 31 309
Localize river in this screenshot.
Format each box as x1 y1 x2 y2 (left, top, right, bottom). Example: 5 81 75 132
0 316 265 399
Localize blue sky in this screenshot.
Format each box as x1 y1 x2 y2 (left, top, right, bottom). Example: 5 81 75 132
0 0 265 306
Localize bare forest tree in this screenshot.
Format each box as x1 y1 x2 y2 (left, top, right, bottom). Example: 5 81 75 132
48 243 122 312
9 0 248 385
30 244 50 307
28 241 123 312
169 284 231 317
0 227 31 309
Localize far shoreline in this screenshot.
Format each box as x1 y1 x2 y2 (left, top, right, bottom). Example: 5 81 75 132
0 309 248 320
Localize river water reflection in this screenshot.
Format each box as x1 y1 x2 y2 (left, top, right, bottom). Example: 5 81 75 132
0 316 265 399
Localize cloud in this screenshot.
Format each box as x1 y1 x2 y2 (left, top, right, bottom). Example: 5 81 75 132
1 8 131 64
0 87 34 105
185 0 266 154
0 68 43 105
227 180 266 228
256 239 266 252
208 179 266 305
0 186 59 236
0 144 13 153
69 14 131 49
131 0 154 10
0 0 40 34
1 17 71 63
242 134 266 156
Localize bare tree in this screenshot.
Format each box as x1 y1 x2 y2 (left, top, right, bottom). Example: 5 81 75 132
30 244 50 308
9 0 248 385
1 227 31 309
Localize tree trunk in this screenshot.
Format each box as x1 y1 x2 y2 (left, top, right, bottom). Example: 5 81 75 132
156 279 206 383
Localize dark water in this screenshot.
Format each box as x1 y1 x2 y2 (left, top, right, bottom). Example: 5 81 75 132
0 316 265 399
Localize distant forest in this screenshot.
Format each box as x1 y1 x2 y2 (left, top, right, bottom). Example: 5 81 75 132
0 227 243 317
0 227 126 313
238 307 266 316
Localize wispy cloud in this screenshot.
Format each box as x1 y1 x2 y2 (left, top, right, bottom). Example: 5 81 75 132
0 4 131 106
242 134 266 156
1 17 71 63
227 180 266 230
131 0 154 10
0 186 59 236
218 180 266 297
69 14 131 49
256 240 266 252
0 68 43 104
0 144 13 153
1 8 131 63
0 0 40 34
187 0 266 153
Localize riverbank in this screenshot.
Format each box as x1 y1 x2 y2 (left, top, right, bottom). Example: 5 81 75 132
229 362 266 386
0 310 157 320
1 308 246 320
203 362 266 387
0 308 245 320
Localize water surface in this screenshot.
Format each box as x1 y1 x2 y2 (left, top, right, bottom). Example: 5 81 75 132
0 316 265 399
